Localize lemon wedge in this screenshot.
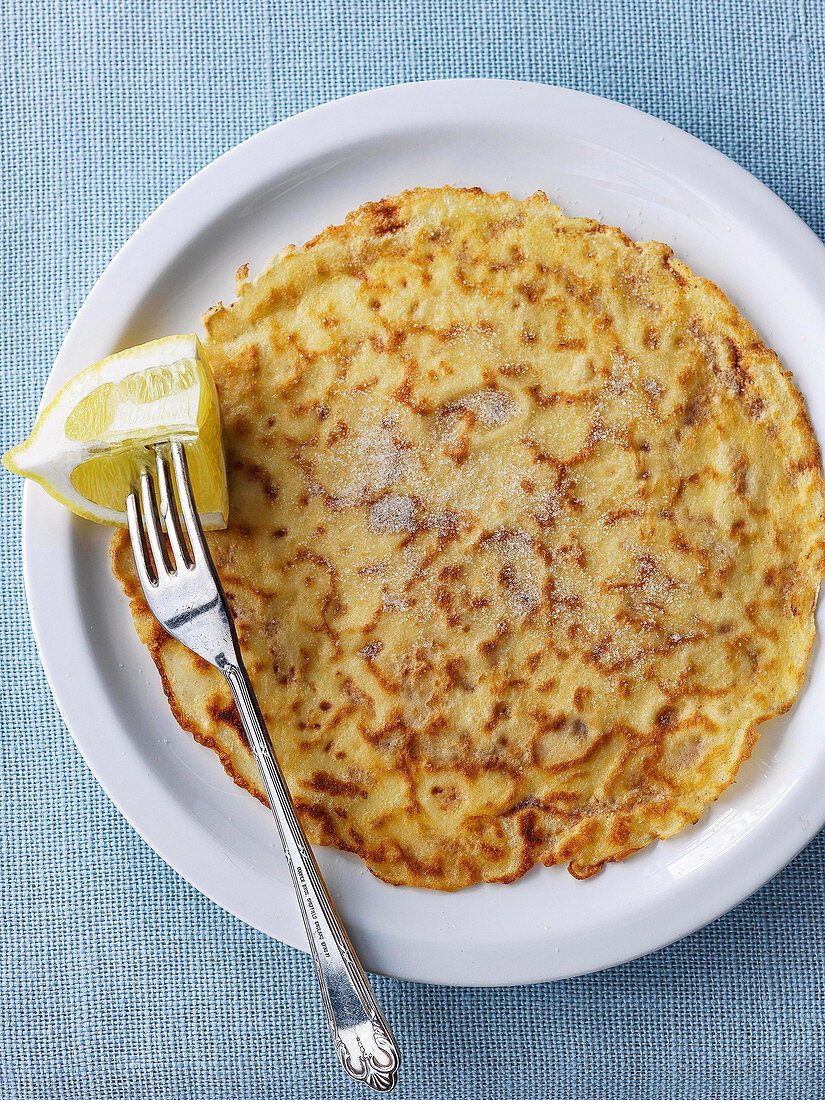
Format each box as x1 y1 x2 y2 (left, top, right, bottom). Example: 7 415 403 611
3 334 228 528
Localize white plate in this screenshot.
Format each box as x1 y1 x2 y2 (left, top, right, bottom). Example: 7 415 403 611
24 79 825 987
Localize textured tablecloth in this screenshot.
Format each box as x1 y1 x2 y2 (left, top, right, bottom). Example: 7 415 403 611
3 2 825 1097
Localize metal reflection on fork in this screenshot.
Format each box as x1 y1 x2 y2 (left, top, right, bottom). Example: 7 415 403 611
125 441 400 1093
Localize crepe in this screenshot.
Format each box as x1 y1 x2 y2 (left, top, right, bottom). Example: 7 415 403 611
112 186 825 888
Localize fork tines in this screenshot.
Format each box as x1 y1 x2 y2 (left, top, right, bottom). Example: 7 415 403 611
126 441 209 586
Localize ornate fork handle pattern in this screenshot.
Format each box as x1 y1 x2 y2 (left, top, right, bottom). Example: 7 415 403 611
221 660 400 1092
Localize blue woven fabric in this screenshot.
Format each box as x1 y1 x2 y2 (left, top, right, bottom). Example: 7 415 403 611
3 2 825 1097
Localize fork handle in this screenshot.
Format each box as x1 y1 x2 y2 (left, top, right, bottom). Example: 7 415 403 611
219 658 400 1092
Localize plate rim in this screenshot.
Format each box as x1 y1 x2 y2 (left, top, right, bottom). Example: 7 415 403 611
22 77 825 987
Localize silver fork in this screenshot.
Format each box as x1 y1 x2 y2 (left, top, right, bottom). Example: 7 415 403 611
126 441 400 1093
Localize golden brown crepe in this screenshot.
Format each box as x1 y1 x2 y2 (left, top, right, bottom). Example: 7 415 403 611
112 187 825 888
